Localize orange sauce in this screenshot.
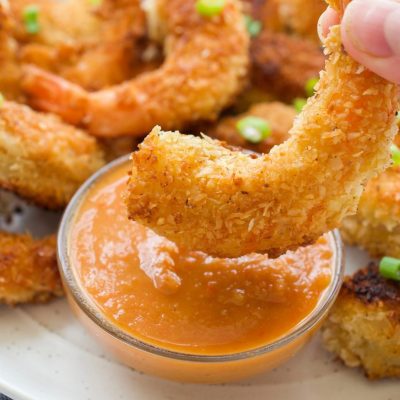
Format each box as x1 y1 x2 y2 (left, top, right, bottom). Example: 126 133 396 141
69 163 332 355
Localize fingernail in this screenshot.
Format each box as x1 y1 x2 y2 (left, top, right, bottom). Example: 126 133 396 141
385 9 400 56
342 0 398 57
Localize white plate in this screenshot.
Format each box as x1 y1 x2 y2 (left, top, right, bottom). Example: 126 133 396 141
0 195 398 400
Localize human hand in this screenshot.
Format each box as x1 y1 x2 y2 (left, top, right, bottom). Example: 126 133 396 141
318 0 400 84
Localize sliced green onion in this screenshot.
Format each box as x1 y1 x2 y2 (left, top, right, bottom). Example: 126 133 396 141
244 15 262 37
305 77 319 97
195 0 226 17
379 257 400 281
23 5 40 34
293 97 307 113
391 144 400 167
0 93 4 108
236 116 271 144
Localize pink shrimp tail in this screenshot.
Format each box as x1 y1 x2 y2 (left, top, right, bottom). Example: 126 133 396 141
22 65 88 126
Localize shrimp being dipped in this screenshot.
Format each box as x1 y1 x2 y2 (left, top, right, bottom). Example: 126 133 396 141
0 232 62 305
21 0 249 138
0 101 105 209
126 0 399 258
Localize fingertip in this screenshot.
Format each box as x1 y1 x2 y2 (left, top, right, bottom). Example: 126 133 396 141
318 7 340 41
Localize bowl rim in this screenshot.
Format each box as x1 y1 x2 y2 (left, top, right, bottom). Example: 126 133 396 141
57 155 345 363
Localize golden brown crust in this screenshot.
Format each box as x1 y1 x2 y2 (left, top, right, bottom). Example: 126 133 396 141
207 102 296 153
0 232 63 305
4 0 149 91
322 263 400 379
0 101 105 209
126 25 399 258
22 0 249 137
341 165 400 258
250 30 325 102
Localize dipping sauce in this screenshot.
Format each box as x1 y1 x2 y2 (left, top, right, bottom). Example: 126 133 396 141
69 162 332 356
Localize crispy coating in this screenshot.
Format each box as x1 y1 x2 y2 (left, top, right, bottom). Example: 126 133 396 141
126 20 399 258
0 232 63 305
243 0 326 43
341 165 400 258
207 102 296 153
250 30 325 102
322 263 400 379
0 1 24 102
0 101 105 209
1 0 149 94
21 0 249 137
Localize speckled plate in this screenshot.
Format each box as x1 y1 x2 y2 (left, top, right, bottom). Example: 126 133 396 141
0 194 398 400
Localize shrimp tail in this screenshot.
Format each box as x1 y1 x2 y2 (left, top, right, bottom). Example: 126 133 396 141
22 65 88 126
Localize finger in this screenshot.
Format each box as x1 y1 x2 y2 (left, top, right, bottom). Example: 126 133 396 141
318 7 340 41
341 0 400 84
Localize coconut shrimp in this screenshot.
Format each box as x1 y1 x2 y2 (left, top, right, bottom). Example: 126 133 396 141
0 101 105 209
0 0 151 98
206 101 296 154
0 232 62 305
21 0 249 138
126 0 399 258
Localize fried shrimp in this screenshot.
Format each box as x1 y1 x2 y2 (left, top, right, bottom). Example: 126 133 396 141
341 162 400 259
0 232 63 305
23 0 248 137
250 30 325 102
126 1 399 258
0 101 105 209
207 102 296 154
7 0 148 91
21 0 249 138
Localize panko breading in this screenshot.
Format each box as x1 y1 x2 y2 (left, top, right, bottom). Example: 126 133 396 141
341 166 400 258
250 30 325 102
5 0 149 91
322 263 400 379
126 16 399 258
22 0 249 137
243 0 326 43
0 232 63 305
207 102 296 153
0 101 105 209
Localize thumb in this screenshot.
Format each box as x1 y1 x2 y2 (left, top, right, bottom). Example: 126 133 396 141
341 0 400 84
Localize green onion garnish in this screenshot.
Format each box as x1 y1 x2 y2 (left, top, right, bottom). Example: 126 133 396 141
379 257 400 281
236 116 271 144
244 15 262 37
293 98 307 113
0 93 4 108
195 0 226 17
305 77 319 97
23 5 40 34
391 144 400 167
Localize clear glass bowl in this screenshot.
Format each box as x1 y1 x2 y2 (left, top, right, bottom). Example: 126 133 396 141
57 155 345 384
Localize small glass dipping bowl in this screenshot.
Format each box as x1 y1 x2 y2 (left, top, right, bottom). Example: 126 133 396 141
57 155 344 384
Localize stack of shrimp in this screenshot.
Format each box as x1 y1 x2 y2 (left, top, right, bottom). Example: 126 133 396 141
1 0 398 318
0 0 248 304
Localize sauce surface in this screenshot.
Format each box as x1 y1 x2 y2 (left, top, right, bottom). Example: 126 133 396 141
70 163 333 355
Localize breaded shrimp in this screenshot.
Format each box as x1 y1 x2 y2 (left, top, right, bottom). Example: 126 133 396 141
341 163 400 259
21 0 249 137
7 0 148 91
126 2 399 258
243 0 326 43
0 1 24 102
0 232 63 305
322 263 400 379
250 30 325 102
0 101 105 209
207 102 296 154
